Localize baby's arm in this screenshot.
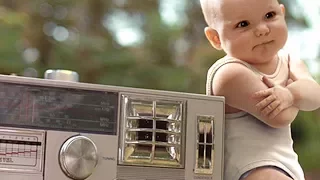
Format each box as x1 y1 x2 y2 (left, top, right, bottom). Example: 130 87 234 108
287 57 320 111
212 62 299 128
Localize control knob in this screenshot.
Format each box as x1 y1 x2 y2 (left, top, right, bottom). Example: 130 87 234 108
59 136 98 180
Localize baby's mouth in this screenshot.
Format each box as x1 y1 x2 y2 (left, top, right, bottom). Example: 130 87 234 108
253 40 274 49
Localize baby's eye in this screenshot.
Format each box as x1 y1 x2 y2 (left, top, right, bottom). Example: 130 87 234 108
236 21 249 28
265 11 276 19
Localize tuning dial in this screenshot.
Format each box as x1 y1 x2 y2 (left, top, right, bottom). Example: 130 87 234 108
59 136 98 180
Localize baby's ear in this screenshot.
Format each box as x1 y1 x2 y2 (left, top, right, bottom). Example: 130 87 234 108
204 27 222 50
280 4 286 15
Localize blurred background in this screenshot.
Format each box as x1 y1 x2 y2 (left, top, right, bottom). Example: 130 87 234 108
0 0 319 178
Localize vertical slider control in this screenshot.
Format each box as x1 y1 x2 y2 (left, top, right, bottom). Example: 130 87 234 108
195 115 215 174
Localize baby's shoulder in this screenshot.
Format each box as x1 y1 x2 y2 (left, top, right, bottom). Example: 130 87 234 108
208 56 252 76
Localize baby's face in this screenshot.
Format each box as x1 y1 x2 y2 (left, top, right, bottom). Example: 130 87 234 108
212 0 287 63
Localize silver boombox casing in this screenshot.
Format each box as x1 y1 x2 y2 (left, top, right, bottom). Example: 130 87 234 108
0 74 225 180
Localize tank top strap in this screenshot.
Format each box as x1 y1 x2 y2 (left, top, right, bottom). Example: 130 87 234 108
279 49 291 74
206 57 260 96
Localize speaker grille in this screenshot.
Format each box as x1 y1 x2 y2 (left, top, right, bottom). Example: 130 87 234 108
119 95 184 168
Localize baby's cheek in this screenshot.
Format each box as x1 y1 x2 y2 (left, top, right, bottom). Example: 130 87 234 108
230 40 247 52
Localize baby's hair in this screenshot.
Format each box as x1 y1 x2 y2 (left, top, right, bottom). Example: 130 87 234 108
200 0 218 27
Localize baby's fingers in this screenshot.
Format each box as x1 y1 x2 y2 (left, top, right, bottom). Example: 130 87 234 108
261 100 281 116
262 76 275 88
252 89 272 98
286 79 294 86
268 104 283 119
255 95 276 110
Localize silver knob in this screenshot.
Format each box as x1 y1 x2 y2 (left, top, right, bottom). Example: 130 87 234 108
59 136 98 180
44 69 79 82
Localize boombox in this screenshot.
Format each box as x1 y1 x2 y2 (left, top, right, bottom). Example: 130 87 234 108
0 71 225 180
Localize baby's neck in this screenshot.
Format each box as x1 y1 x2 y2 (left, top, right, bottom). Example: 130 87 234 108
250 55 279 75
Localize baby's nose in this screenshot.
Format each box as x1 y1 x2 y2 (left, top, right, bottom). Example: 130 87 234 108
255 23 270 37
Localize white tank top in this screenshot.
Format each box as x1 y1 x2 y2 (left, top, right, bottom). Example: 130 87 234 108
206 50 305 180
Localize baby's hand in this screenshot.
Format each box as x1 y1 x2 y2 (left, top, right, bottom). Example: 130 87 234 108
252 76 294 119
286 79 294 86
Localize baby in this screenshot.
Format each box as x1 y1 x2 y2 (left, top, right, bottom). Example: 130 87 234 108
200 0 320 179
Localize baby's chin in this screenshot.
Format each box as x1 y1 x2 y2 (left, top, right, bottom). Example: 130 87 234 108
230 52 278 64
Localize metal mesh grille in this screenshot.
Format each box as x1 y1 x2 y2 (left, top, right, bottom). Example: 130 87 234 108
120 95 184 168
195 115 215 174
